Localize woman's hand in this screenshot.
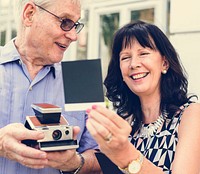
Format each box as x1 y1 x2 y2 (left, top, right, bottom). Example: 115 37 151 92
86 105 133 165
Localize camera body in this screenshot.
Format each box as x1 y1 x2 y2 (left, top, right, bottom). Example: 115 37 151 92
23 103 79 151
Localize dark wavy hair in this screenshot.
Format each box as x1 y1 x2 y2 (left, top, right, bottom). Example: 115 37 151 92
104 20 195 133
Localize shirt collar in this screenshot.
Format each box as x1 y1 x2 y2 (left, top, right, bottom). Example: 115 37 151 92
0 38 20 64
0 38 57 78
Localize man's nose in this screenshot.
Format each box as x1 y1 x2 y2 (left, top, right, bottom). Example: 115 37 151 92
64 28 78 42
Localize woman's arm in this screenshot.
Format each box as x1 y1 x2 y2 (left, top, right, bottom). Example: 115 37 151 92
86 105 164 174
86 104 200 174
172 103 200 173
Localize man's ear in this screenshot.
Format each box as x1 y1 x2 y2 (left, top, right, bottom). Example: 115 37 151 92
23 2 36 26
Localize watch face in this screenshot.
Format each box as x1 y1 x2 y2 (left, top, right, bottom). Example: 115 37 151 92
128 161 141 173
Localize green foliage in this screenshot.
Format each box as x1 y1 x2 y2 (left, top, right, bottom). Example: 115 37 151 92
0 31 6 46
100 13 119 57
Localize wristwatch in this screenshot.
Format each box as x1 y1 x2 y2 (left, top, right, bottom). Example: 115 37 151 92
118 152 144 174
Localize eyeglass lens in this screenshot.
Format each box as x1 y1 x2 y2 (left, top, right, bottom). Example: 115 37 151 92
61 19 84 33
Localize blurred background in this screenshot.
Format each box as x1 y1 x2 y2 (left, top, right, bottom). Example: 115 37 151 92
1 0 200 98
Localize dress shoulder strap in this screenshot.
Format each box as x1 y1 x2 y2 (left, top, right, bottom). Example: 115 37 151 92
168 102 192 132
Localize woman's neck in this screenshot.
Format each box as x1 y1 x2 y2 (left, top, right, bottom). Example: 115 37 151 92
140 97 161 124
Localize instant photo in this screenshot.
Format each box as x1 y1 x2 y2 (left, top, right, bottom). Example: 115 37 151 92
62 59 105 111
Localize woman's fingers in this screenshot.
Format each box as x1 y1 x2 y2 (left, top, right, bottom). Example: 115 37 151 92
87 105 131 136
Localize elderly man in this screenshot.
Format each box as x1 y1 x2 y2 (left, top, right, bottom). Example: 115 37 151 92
0 0 101 173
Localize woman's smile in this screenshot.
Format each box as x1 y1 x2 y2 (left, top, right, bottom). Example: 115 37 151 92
130 72 149 80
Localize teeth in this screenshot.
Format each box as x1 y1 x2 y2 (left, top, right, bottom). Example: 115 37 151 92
57 43 66 48
60 44 66 48
132 73 147 80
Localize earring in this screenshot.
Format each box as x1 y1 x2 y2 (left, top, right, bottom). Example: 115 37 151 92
162 70 167 74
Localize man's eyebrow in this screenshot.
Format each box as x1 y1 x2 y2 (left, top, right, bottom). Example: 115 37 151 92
59 12 81 21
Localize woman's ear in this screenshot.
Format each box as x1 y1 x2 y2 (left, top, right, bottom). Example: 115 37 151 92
162 57 169 74
23 2 36 26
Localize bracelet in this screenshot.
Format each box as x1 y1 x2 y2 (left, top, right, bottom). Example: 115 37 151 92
60 153 85 174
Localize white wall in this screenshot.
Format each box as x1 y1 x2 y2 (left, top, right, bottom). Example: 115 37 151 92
170 0 200 33
170 0 200 99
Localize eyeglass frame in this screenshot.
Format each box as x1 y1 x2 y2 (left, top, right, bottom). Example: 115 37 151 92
34 3 84 34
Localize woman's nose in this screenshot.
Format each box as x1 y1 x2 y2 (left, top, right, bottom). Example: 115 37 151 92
129 57 141 69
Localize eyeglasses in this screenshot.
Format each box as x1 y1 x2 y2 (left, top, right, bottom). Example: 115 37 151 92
34 4 84 34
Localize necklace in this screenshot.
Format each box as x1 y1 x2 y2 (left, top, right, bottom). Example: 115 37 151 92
137 114 165 138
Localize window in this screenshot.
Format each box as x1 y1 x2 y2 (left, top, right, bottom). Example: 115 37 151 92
99 13 119 79
76 10 89 60
83 0 168 80
0 31 6 46
131 8 154 23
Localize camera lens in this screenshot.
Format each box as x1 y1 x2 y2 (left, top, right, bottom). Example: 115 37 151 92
52 130 62 140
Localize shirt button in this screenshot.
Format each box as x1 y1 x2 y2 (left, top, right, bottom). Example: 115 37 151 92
19 60 22 65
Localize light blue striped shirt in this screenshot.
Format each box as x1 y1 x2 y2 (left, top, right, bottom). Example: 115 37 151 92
0 39 98 174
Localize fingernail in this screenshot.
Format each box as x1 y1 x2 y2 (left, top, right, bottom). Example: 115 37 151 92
92 105 97 109
40 153 47 158
86 109 91 113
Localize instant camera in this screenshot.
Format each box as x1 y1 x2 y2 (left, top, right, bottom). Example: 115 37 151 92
22 103 79 151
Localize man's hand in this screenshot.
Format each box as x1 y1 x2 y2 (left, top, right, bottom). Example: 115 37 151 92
0 123 48 169
46 126 81 171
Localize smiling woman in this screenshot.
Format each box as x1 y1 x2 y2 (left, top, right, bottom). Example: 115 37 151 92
119 38 168 96
86 20 200 174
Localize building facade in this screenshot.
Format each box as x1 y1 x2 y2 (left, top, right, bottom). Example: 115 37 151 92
0 0 200 97
0 0 16 46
